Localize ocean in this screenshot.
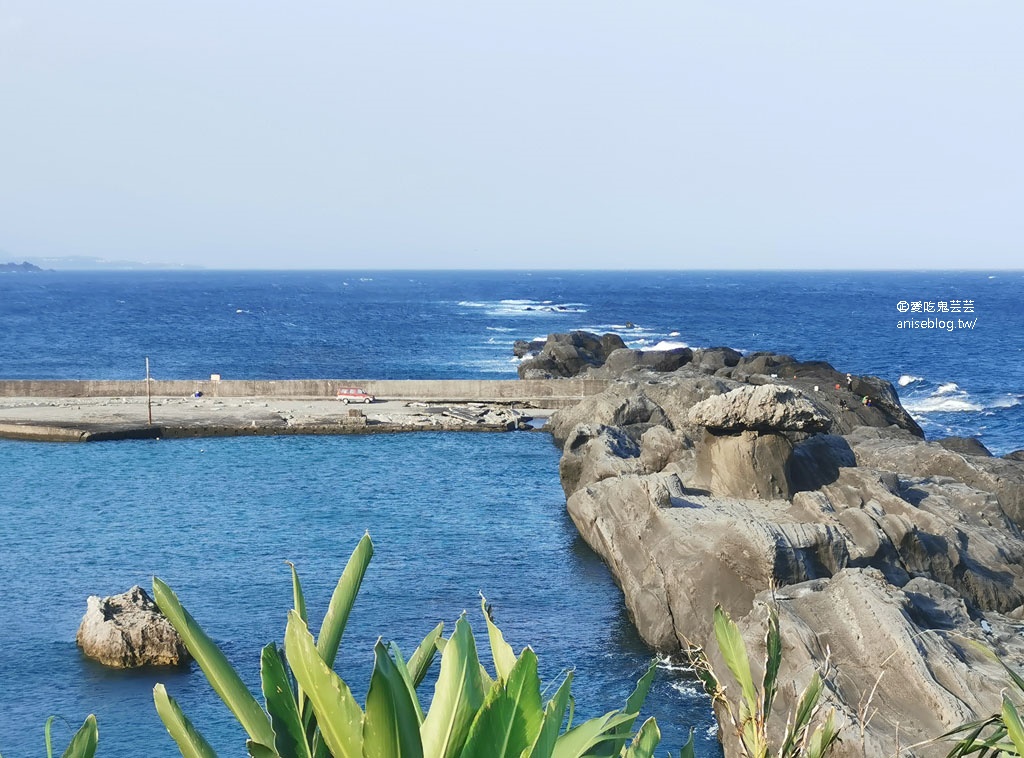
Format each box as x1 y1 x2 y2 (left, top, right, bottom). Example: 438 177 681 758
0 270 1021 756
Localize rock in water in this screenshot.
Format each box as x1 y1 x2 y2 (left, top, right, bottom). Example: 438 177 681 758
76 585 190 668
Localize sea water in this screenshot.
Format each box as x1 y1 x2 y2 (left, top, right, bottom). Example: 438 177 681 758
1 269 1020 451
1 270 1022 755
0 433 719 756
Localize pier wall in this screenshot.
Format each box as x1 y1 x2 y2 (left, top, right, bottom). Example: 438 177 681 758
0 379 609 408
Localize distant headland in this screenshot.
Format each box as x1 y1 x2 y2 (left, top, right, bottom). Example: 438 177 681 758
0 261 46 273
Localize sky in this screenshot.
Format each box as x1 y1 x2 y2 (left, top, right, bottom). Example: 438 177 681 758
0 2 1022 270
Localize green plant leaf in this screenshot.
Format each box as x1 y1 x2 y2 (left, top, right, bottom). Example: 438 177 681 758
153 684 217 758
623 717 660 758
408 622 444 689
805 709 840 758
284 611 364 758
762 605 781 721
363 640 425 758
678 728 696 758
550 711 637 758
1002 696 1024 753
246 742 280 758
59 715 99 758
461 647 545 758
153 577 276 750
316 533 373 669
260 644 310 758
592 660 658 757
45 715 55 758
779 672 823 758
389 643 427 724
712 605 758 719
420 615 486 758
528 671 573 758
285 562 308 625
481 595 518 682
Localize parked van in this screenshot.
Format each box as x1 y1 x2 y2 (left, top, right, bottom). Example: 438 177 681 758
336 387 375 404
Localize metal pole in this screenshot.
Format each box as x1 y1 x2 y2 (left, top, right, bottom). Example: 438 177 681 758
146 357 152 425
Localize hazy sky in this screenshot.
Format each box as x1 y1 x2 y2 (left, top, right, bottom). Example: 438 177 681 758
1 2 1021 269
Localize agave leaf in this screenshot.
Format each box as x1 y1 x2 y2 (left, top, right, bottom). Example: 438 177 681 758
153 684 218 758
461 647 545 758
316 533 373 669
591 660 658 757
1002 696 1024 753
712 605 758 718
363 639 425 758
153 577 277 750
59 715 99 758
45 715 55 758
678 728 696 758
285 562 308 625
550 711 638 758
260 644 310 758
528 671 573 758
246 742 281 758
284 611 363 758
408 622 444 689
622 717 660 758
420 615 487 758
481 595 518 682
389 644 427 724
762 605 782 720
805 709 840 758
778 672 823 758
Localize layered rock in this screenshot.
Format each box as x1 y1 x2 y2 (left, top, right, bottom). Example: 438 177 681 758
76 585 190 668
538 334 1024 757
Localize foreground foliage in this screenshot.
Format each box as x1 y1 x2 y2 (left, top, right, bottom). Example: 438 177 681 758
942 641 1024 757
153 533 678 757
0 714 98 758
689 605 839 758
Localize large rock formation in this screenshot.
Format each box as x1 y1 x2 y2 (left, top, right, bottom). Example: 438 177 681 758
537 334 1024 757
76 585 191 668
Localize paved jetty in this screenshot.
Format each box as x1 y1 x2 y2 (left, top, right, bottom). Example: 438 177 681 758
0 379 607 442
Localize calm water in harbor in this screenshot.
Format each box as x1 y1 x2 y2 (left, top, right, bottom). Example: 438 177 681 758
0 432 719 756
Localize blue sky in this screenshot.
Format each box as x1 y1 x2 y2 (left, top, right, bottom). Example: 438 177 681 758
1 2 1021 269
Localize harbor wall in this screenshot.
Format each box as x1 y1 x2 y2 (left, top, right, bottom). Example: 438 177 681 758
0 379 609 407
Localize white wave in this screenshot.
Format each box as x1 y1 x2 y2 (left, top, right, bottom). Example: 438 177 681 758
669 680 704 698
460 299 587 315
648 340 690 351
936 382 960 395
655 652 692 672
903 395 984 414
898 375 923 387
991 395 1023 409
485 326 514 332
669 331 680 337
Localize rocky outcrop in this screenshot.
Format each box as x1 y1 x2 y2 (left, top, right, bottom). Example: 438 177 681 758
541 335 1024 757
688 384 831 434
518 331 626 379
76 586 190 668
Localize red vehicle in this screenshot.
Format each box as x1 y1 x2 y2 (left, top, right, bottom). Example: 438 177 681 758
336 387 375 404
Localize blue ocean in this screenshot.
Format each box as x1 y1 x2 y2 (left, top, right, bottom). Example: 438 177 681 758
0 270 1021 756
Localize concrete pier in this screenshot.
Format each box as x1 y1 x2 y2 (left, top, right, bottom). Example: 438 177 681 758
0 378 607 442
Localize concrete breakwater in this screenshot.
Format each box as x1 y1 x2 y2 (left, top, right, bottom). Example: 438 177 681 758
0 378 611 442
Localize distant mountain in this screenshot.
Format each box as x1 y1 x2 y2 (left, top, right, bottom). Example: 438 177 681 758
0 261 46 273
17 255 203 271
